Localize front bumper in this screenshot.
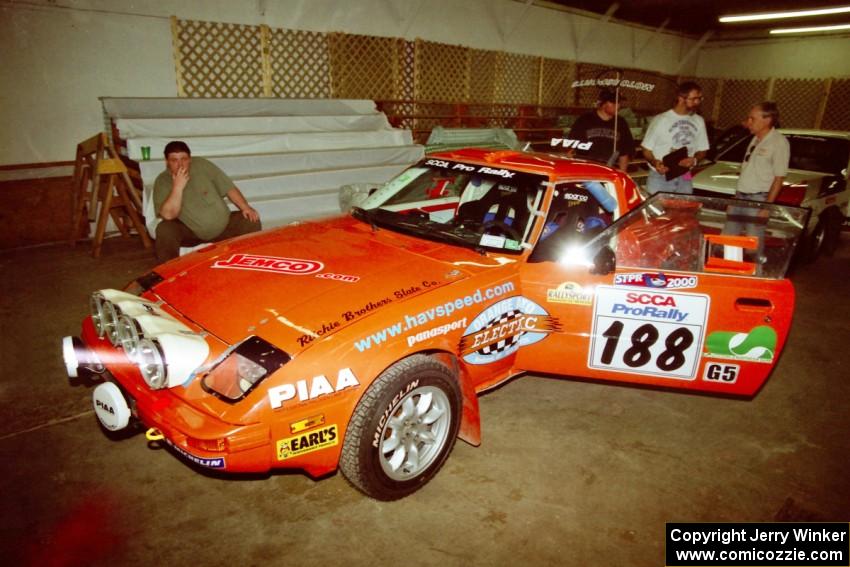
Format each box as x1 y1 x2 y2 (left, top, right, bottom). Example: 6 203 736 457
65 317 273 473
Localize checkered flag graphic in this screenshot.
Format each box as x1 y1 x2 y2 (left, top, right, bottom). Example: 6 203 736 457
476 309 523 356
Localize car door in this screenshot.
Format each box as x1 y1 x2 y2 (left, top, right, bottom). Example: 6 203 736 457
515 192 809 397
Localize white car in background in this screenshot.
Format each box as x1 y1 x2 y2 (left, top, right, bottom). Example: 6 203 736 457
693 128 849 261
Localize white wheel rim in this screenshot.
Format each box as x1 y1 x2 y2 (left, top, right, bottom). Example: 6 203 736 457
378 385 451 481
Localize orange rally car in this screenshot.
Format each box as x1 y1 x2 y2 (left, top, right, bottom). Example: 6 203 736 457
62 149 810 500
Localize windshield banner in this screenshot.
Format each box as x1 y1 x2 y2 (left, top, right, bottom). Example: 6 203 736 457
422 158 546 187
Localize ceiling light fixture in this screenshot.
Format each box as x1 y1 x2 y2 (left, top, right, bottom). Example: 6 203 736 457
770 22 850 34
719 5 850 23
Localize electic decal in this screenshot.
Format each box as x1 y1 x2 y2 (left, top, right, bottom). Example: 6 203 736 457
547 282 594 306
277 424 338 461
212 254 323 275
459 296 560 364
704 326 777 363
614 272 698 290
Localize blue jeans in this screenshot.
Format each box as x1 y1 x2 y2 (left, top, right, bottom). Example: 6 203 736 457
646 169 692 195
724 191 770 268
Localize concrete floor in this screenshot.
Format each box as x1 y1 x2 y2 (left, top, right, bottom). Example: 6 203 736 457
1 234 848 567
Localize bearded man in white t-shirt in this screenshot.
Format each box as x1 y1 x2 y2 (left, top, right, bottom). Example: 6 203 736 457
641 81 710 194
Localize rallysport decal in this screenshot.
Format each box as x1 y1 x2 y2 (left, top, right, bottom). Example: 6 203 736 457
459 296 561 365
613 272 698 290
547 282 593 306
277 424 338 461
212 254 323 275
588 286 709 380
704 326 777 363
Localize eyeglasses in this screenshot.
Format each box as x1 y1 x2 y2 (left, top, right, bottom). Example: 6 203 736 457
685 96 704 102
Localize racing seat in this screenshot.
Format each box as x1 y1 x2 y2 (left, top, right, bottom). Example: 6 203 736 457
455 186 530 234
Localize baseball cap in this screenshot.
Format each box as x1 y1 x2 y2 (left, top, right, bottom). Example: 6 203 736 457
598 89 624 104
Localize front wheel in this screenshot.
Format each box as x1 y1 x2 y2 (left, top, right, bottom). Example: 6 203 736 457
340 355 461 500
806 208 842 262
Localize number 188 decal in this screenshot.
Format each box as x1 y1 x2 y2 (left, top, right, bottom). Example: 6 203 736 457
588 286 710 380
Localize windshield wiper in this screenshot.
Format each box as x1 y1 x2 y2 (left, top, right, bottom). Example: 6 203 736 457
435 228 488 255
351 207 378 232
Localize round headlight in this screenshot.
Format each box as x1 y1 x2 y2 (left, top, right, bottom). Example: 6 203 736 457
90 293 106 337
103 301 121 345
135 338 166 389
116 314 142 356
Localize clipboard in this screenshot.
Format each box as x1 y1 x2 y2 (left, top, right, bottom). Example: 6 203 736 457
662 147 689 180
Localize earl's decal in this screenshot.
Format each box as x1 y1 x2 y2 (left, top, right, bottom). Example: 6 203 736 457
277 424 338 461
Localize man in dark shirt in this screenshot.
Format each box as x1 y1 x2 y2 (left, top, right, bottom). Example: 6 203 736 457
567 89 634 171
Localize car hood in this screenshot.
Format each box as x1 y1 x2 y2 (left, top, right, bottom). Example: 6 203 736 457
693 161 830 194
149 216 486 350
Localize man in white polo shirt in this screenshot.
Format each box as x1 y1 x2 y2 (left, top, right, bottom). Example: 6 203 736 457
737 102 790 203
726 102 790 269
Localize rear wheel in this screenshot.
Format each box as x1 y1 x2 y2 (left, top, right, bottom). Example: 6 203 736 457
340 355 461 500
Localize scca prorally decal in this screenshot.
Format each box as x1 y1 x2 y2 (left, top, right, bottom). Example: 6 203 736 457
167 441 226 469
212 254 323 275
704 326 777 363
276 424 338 461
611 292 689 322
459 296 560 365
614 272 698 290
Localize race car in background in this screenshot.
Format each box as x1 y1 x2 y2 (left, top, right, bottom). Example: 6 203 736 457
63 149 809 500
693 128 849 261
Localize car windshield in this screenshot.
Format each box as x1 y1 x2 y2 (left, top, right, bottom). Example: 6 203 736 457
563 193 810 279
354 158 547 253
719 133 850 175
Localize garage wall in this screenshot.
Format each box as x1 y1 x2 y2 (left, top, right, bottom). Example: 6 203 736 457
1 0 697 166
696 35 850 79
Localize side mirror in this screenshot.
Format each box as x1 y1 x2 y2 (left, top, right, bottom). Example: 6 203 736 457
591 246 616 275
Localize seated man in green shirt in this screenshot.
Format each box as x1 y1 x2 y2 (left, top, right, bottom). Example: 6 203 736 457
153 141 261 262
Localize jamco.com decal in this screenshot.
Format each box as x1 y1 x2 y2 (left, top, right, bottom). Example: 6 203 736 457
277 424 338 461
588 286 709 380
459 296 560 365
212 254 323 275
704 326 777 363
